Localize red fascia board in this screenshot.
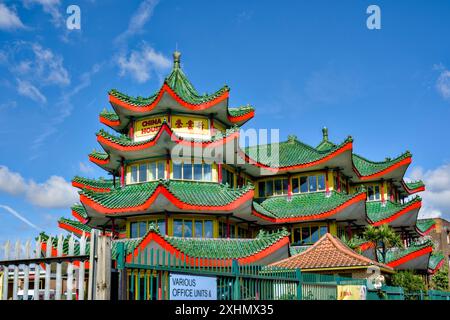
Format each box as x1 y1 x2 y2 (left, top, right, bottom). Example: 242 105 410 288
99 115 121 127
402 181 426 194
126 231 289 267
417 223 436 236
387 246 433 268
97 123 240 152
370 200 421 227
72 181 110 193
89 155 110 165
252 192 366 223
72 209 88 224
109 83 229 113
80 184 254 214
58 221 91 238
227 110 255 123
428 259 445 275
239 141 353 173
358 241 376 251
354 157 412 181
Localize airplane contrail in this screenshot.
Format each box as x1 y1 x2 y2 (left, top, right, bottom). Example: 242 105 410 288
0 205 42 231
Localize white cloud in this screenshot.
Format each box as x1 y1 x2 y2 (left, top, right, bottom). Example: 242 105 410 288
436 69 450 101
115 0 160 44
0 166 27 195
0 205 42 231
23 0 63 27
117 42 170 83
26 176 78 208
0 165 78 209
0 3 26 30
79 161 94 174
408 163 450 220
16 79 47 103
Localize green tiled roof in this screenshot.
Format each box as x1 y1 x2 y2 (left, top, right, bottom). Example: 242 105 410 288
404 180 425 190
38 232 91 256
73 176 114 189
253 191 364 219
58 217 92 234
228 105 254 117
366 197 421 223
380 238 432 264
100 109 120 121
109 54 229 106
429 252 445 271
128 227 289 259
352 152 411 177
72 204 88 220
97 125 240 146
289 246 309 256
81 180 253 210
89 150 109 160
416 219 435 234
243 135 352 168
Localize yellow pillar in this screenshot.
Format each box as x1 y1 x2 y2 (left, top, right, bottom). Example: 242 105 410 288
329 221 337 235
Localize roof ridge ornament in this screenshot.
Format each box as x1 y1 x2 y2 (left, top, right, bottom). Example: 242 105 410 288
322 127 329 141
173 50 181 69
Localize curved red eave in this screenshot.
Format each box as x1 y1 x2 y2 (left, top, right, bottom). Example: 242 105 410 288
99 114 121 128
387 246 433 268
97 122 240 152
369 200 422 227
72 208 88 224
72 180 111 193
58 221 91 238
357 241 376 252
417 223 436 236
402 181 426 194
239 141 353 173
89 154 110 166
126 231 290 267
110 83 229 113
227 110 254 123
353 157 412 181
80 184 254 215
428 259 445 275
252 192 366 223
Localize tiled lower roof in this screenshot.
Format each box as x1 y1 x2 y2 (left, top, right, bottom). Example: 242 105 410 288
72 176 114 191
428 252 445 273
270 233 392 271
58 217 92 235
352 152 411 177
366 197 421 225
252 191 365 221
242 136 352 168
72 204 88 221
128 226 289 259
416 219 436 235
381 238 433 265
81 180 254 211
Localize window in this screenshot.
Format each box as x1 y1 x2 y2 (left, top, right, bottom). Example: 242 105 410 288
184 220 193 238
367 184 381 201
317 175 325 191
173 219 213 238
222 167 234 187
292 178 299 193
257 178 289 197
258 181 265 198
130 219 166 238
173 219 183 237
300 176 308 193
128 160 166 184
174 162 213 181
308 176 317 192
292 225 328 245
130 222 138 238
138 164 147 182
204 220 213 238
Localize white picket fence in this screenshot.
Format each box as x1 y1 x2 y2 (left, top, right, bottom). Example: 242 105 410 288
0 232 91 300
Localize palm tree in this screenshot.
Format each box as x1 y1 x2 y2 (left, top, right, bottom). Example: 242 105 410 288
363 224 403 263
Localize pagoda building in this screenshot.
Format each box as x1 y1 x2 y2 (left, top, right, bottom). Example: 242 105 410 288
54 51 441 274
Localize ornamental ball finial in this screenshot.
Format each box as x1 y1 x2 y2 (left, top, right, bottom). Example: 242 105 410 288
322 127 329 141
173 50 181 67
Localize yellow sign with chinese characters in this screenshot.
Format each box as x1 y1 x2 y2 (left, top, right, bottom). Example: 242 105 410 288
337 285 367 300
172 115 210 137
134 115 168 140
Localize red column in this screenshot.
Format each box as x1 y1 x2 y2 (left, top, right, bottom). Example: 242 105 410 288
120 159 125 187
337 171 341 192
129 121 134 138
287 175 292 200
166 156 170 179
381 182 385 204
325 169 330 195
218 163 222 183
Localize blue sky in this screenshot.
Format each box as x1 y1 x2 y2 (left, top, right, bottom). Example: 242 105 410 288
1 0 450 243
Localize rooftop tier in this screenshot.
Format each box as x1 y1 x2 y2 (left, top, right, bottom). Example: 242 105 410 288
252 190 367 225
76 180 254 229
103 51 254 134
90 122 241 174
235 128 424 197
